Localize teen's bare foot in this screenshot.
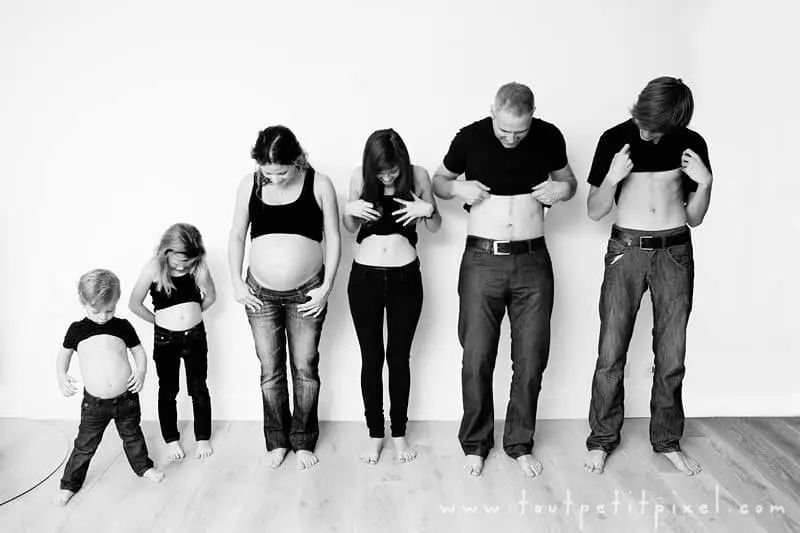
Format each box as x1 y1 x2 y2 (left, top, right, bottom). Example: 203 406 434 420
660 451 702 475
196 440 213 459
268 448 289 468
143 468 165 482
166 441 185 461
464 454 484 477
393 436 417 464
515 454 543 477
296 450 319 470
359 437 383 465
54 489 75 506
583 449 608 474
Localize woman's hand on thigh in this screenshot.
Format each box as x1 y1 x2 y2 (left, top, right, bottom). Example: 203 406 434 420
298 286 328 318
233 280 263 311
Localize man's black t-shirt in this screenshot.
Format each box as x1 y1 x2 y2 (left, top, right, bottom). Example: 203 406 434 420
62 317 141 350
587 119 711 202
443 117 568 196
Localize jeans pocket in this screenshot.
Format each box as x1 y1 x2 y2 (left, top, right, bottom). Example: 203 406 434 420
154 332 171 347
604 239 627 268
665 244 693 271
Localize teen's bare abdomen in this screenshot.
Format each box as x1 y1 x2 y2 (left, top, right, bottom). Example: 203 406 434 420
467 194 545 240
354 234 417 267
76 335 135 398
615 170 689 230
249 234 323 290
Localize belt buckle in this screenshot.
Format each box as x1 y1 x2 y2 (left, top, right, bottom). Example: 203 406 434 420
492 240 511 256
639 236 655 250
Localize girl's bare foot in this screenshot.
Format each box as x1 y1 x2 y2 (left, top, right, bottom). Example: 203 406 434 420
515 454 543 477
464 454 484 477
54 489 75 506
660 451 702 475
268 448 289 468
583 449 608 474
196 440 213 459
296 450 319 471
166 441 185 461
392 436 417 464
359 437 384 465
143 468 165 482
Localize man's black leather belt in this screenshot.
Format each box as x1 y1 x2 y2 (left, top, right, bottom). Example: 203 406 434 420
466 236 546 256
611 227 690 250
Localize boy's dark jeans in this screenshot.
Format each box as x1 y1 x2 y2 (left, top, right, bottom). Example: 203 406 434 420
153 321 211 443
245 269 326 452
587 225 694 454
60 390 153 492
347 259 423 439
457 239 554 459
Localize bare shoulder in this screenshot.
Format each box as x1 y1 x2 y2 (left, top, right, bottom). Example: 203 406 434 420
412 165 432 192
312 170 337 196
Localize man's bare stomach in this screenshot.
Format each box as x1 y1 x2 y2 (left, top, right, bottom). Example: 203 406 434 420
615 170 689 230
76 335 133 398
355 234 417 267
467 194 545 240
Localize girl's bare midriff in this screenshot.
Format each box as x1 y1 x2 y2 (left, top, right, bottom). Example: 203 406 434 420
467 194 545 240
76 336 133 399
155 301 203 331
249 234 323 290
354 234 417 267
615 170 688 230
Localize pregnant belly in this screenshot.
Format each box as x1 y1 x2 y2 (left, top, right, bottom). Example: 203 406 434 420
249 234 324 290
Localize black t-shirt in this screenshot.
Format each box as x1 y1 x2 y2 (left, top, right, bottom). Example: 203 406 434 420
62 317 141 350
443 117 568 196
587 119 712 202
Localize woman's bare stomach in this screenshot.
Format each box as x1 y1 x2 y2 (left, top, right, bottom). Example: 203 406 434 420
615 171 689 230
155 302 203 331
354 234 417 267
249 234 324 290
466 194 545 240
76 335 134 398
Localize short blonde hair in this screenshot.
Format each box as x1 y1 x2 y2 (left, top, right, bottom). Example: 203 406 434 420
78 269 121 306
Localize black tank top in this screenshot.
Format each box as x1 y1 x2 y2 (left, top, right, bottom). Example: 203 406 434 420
249 168 323 242
149 274 202 311
356 194 418 247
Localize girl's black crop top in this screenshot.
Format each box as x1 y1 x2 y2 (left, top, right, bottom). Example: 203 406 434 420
149 274 202 311
248 167 324 242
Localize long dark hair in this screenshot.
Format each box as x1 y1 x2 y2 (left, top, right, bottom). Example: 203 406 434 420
250 125 309 168
361 129 413 203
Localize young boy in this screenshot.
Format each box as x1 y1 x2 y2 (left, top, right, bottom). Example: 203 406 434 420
56 269 164 505
584 77 713 476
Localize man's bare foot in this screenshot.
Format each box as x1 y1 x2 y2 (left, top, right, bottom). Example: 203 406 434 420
660 451 702 476
166 441 185 461
268 448 289 468
54 489 75 506
143 468 165 482
392 436 417 464
296 450 319 471
196 440 213 459
515 454 543 477
583 449 608 474
463 454 484 477
359 437 383 465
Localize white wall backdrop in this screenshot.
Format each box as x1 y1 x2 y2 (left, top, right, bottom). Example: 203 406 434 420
1 0 798 421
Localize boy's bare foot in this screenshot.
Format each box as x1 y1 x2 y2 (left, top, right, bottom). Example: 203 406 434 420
392 436 417 464
268 448 289 468
584 449 608 474
515 454 543 477
359 437 383 465
296 450 319 470
166 441 185 461
660 451 702 475
54 489 75 506
463 454 484 477
196 440 213 459
143 468 165 482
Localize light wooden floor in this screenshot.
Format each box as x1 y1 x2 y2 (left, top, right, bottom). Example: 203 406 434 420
0 418 798 533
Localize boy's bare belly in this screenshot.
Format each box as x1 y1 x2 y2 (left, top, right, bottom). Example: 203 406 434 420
155 301 203 331
467 194 545 240
615 170 688 230
76 335 133 398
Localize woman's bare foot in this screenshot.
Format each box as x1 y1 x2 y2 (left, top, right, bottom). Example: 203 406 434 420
142 468 165 482
166 441 185 461
196 440 213 459
359 437 383 465
392 436 417 464
54 489 75 506
660 451 702 475
268 448 289 468
464 454 484 477
515 454 543 477
583 449 608 474
296 450 319 471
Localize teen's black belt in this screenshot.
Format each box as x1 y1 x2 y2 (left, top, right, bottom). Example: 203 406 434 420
611 227 690 250
466 236 545 256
